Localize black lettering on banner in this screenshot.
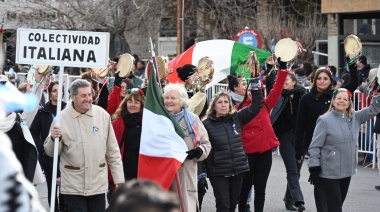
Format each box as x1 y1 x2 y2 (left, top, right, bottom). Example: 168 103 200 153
28 33 34 41
88 37 93 45
61 49 71 61
34 33 41 41
73 49 84 61
28 46 37 58
23 46 27 58
37 48 47 59
56 48 60 60
49 34 54 42
95 37 100 45
56 34 61 43
48 48 55 60
42 33 47 42
87 51 96 62
62 35 67 43
73 35 78 44
82 36 87 44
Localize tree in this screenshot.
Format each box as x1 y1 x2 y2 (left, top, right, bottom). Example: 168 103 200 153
4 0 164 55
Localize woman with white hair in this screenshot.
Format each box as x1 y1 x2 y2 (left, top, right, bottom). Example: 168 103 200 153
162 83 211 212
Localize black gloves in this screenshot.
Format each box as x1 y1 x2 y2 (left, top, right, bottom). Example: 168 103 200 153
198 178 208 190
278 57 287 70
114 74 123 87
308 166 321 185
249 78 261 89
186 147 203 160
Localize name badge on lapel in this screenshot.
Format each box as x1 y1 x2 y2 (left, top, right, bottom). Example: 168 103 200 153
92 126 99 135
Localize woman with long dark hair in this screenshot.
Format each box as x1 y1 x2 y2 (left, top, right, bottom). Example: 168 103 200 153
30 81 67 211
271 72 306 210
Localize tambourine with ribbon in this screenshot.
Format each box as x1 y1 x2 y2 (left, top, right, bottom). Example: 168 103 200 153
344 34 362 65
367 65 380 97
90 58 116 78
196 56 214 83
117 53 135 78
248 51 260 78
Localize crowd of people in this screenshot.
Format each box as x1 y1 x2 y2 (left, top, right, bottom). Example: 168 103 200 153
0 50 380 212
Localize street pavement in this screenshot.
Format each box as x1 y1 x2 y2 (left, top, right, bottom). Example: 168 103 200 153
37 154 380 211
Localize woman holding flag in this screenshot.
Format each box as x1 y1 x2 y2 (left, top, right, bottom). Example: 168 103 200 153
162 83 211 212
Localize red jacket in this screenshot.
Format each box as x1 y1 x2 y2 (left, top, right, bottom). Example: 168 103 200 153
108 116 125 185
106 86 122 116
236 69 287 154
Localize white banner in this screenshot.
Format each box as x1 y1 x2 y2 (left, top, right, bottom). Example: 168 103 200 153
16 28 109 68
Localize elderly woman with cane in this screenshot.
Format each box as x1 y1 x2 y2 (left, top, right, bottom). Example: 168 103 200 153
162 83 211 212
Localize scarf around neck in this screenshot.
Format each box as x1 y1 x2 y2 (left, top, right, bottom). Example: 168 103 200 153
171 108 200 147
230 91 244 104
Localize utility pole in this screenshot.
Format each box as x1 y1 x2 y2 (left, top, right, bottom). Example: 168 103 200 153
176 0 183 54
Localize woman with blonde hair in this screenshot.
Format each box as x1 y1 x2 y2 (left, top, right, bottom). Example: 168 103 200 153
202 81 263 212
308 88 380 211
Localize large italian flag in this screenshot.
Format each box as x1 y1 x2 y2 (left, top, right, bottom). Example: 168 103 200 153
138 64 188 190
167 39 271 87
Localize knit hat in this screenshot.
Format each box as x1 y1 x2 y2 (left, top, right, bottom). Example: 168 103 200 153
177 64 196 82
359 55 367 65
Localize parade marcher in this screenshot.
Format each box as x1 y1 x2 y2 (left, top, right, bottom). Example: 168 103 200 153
30 81 67 211
227 74 247 106
163 83 211 212
44 79 124 212
237 57 290 212
110 90 145 183
202 81 263 212
106 76 133 116
357 55 371 84
270 72 306 211
308 88 380 212
295 61 359 212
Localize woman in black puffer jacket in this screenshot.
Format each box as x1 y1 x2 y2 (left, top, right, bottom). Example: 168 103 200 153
202 85 263 212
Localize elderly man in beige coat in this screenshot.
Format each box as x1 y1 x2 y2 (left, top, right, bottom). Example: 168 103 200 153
44 79 124 212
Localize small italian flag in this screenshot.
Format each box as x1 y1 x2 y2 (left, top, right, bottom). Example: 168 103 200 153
167 39 271 86
138 63 188 190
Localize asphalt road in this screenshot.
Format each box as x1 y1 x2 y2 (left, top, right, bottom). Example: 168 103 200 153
37 155 380 211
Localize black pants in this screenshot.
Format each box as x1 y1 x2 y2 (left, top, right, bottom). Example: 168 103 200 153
320 177 351 212
198 181 207 211
238 150 272 212
63 193 106 212
209 174 244 212
278 131 304 205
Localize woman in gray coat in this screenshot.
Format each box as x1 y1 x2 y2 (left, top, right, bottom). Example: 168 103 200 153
308 88 380 212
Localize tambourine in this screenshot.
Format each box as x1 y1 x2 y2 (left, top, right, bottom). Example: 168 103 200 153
196 56 214 83
117 53 135 77
248 51 260 77
274 38 298 62
90 58 115 77
36 65 53 74
156 56 168 80
344 34 362 59
367 65 380 96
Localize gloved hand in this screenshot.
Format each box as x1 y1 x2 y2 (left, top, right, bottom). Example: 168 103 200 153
114 74 123 87
308 166 321 185
278 57 287 70
248 78 261 89
186 147 203 160
198 178 208 190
